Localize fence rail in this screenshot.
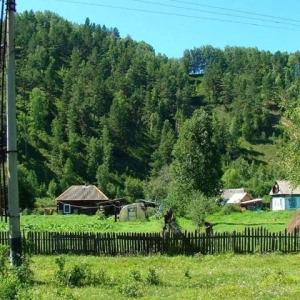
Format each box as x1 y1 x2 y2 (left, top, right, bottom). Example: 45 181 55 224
0 228 300 255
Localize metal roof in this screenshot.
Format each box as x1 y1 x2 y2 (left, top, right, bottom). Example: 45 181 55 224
227 192 250 204
240 198 262 205
220 188 245 200
56 185 109 201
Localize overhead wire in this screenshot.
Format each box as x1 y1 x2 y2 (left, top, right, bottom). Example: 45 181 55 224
52 0 300 32
167 0 300 24
133 0 300 28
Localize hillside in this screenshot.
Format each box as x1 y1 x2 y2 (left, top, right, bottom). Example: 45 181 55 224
10 11 300 212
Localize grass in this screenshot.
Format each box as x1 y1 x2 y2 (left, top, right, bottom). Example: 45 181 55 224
0 209 295 233
16 253 300 299
207 210 294 233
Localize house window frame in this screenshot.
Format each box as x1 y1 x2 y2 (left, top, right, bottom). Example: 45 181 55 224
63 204 71 214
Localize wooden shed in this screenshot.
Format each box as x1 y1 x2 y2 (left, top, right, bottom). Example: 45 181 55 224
56 185 120 215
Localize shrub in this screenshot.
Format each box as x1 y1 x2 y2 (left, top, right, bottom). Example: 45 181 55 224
130 269 142 282
146 268 160 285
0 245 9 276
118 280 142 298
221 204 242 215
54 256 109 287
0 274 20 300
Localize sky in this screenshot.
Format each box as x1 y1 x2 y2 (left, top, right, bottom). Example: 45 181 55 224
17 0 300 58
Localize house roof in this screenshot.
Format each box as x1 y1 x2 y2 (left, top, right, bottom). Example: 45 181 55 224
227 192 251 204
270 180 300 196
240 198 262 205
56 185 109 201
221 188 245 200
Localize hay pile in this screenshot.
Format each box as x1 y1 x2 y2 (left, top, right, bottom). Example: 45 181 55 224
286 209 300 233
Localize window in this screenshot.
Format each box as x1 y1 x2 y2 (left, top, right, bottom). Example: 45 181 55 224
288 198 296 209
63 204 71 214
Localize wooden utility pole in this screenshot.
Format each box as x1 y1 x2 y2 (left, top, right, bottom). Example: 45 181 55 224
6 0 21 265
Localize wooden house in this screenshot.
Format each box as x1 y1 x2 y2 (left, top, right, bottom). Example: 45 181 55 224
56 185 120 215
270 180 300 211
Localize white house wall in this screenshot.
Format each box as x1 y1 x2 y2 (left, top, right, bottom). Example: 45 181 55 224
271 197 285 210
271 197 300 210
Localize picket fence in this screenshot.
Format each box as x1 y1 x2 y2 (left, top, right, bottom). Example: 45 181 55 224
0 228 300 256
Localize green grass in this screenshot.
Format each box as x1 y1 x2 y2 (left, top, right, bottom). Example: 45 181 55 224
0 209 295 233
207 210 294 233
15 253 300 299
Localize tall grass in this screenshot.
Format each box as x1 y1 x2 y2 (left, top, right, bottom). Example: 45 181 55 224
18 253 300 299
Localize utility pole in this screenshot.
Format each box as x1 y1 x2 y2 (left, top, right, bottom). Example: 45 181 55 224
6 0 21 266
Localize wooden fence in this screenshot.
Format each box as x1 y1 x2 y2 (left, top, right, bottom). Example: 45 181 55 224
0 228 300 255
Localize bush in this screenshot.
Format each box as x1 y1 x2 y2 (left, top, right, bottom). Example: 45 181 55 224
0 245 8 276
0 274 20 300
54 256 110 287
130 269 142 282
0 243 34 299
221 204 242 215
118 280 142 298
146 268 160 285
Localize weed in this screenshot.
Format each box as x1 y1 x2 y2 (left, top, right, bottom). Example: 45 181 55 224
0 274 20 300
184 268 191 279
93 268 111 285
221 204 242 215
146 268 160 285
118 280 142 298
54 256 108 287
0 245 9 276
130 269 142 281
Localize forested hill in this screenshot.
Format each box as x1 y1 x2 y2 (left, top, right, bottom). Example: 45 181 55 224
14 10 299 211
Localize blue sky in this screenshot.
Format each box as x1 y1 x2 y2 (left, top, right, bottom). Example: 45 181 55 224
17 0 300 58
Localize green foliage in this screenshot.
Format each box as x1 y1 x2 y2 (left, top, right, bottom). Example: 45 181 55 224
18 164 38 209
171 108 222 198
221 204 242 215
15 253 300 299
118 279 142 298
124 177 144 202
0 244 34 299
130 269 142 282
188 191 219 226
0 245 8 276
0 274 21 300
13 11 295 210
146 268 160 285
54 256 111 287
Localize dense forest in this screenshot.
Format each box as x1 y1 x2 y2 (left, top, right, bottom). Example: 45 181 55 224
12 10 300 214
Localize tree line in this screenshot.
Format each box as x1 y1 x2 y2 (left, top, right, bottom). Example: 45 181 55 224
11 10 300 214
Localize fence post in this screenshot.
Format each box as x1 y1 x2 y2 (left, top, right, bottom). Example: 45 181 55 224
231 230 236 253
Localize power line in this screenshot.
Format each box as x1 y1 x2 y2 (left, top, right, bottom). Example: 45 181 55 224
167 0 300 24
52 0 300 32
133 0 300 28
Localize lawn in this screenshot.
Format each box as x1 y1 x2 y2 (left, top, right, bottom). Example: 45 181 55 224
10 253 300 300
0 209 295 233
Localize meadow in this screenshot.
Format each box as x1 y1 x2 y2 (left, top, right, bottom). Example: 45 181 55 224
0 210 299 299
10 253 300 300
0 209 295 233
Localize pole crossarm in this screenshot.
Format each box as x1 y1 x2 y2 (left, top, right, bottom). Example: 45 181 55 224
7 0 16 12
